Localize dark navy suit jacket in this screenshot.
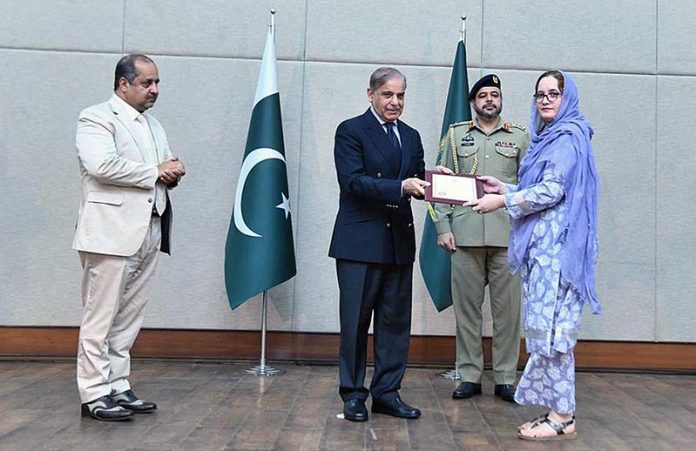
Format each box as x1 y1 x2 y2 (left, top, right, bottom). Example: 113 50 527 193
329 109 426 266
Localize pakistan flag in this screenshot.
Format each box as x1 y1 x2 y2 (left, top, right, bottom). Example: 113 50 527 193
419 36 471 312
224 26 296 310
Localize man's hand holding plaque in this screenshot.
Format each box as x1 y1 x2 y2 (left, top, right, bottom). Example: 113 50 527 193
403 165 454 198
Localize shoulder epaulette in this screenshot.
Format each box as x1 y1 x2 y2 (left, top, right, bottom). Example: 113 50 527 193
448 120 473 130
508 121 527 132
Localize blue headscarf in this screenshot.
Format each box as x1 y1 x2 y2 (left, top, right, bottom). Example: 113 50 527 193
509 72 601 314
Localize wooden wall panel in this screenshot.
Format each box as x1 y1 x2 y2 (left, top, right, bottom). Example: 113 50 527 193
1 327 694 372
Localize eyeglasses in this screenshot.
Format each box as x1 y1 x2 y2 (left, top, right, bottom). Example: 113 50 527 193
533 91 562 103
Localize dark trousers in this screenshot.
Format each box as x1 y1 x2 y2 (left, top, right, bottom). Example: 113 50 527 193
336 259 413 402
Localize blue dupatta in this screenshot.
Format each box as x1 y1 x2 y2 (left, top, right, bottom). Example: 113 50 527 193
509 72 601 314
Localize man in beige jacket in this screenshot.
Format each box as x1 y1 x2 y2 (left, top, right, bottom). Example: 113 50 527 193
73 54 185 421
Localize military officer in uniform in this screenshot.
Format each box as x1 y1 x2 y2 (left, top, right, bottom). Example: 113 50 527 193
434 74 529 402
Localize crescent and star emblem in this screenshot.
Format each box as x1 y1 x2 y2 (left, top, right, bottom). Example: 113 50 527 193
233 147 291 238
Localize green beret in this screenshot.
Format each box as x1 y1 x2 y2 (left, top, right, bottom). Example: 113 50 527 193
468 74 501 101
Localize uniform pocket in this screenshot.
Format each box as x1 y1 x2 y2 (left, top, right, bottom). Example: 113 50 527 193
494 145 519 178
456 144 479 174
452 206 471 218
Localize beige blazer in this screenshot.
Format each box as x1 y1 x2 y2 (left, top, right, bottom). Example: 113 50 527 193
73 95 173 257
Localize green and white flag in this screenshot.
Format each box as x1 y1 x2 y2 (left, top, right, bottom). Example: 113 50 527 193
224 25 296 310
418 36 471 312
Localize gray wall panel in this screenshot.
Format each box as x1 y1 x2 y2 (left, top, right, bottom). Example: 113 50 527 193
0 0 124 52
658 0 696 75
0 50 116 325
304 0 483 67
587 261 655 340
655 76 696 342
123 0 307 60
483 0 657 74
577 73 656 266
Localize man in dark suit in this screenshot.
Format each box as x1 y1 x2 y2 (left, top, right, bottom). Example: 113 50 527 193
329 67 437 422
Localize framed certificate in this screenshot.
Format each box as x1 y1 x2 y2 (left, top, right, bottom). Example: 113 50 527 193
424 170 484 204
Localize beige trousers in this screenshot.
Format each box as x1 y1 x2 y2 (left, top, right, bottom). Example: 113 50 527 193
77 216 161 403
451 247 521 385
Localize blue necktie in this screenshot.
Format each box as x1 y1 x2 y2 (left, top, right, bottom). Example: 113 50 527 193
384 122 402 154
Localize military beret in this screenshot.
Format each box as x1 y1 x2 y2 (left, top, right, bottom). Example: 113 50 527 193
468 74 501 101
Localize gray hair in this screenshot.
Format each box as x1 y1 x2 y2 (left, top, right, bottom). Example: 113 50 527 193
369 67 407 91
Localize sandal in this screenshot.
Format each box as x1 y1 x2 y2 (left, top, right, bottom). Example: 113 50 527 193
518 413 575 432
518 416 577 441
517 413 548 432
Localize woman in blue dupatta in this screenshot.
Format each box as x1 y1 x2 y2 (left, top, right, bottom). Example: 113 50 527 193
466 70 600 441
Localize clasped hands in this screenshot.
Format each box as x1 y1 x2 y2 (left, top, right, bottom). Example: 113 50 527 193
158 157 186 185
401 165 453 197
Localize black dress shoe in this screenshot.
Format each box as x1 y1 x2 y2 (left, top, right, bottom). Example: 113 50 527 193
343 399 368 422
81 395 135 421
112 389 158 413
452 382 482 399
494 384 516 403
371 396 421 419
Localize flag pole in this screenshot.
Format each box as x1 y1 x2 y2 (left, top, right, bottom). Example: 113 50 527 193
438 13 468 382
245 290 284 375
243 8 284 377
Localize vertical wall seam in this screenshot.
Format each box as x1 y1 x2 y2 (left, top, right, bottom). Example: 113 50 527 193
479 0 485 70
654 0 659 342
121 0 127 54
289 0 311 333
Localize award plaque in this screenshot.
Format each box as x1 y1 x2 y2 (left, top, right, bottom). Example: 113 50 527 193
424 170 484 204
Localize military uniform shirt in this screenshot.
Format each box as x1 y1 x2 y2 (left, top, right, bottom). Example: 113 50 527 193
433 117 529 247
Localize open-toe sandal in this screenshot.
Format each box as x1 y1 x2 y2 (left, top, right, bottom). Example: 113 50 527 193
518 416 577 441
518 413 548 432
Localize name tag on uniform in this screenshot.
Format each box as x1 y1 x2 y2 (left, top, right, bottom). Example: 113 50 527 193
461 134 475 147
